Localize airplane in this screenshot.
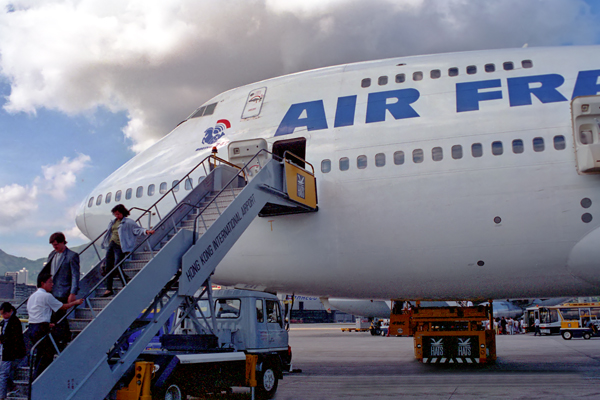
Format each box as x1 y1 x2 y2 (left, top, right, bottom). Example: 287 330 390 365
76 45 600 302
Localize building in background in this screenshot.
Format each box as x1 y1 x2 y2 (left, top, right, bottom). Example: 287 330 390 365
5 268 29 285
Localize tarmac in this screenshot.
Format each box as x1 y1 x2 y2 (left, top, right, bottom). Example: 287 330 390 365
271 323 600 400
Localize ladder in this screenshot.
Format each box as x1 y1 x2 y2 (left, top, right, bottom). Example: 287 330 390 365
25 149 317 400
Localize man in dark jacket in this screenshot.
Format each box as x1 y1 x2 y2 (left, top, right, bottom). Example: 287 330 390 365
0 302 26 399
41 232 80 349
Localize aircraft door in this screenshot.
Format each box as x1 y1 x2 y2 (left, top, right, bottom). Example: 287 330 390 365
266 299 287 349
272 137 306 168
572 96 600 174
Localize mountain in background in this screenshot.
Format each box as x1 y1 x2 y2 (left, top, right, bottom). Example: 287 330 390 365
0 243 99 285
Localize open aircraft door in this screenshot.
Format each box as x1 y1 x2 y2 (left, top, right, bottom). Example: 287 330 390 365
572 95 600 174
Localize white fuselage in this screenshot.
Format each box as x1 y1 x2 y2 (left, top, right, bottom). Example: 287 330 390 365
77 46 600 300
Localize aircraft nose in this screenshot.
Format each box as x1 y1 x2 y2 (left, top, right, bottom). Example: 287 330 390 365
75 198 90 239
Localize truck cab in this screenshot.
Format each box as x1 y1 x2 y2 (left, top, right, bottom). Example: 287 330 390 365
119 289 291 400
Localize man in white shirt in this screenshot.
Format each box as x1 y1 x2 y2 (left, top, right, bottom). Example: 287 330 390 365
27 272 83 379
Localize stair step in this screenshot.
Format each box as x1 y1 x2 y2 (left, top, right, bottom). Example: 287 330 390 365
70 318 92 331
75 308 104 319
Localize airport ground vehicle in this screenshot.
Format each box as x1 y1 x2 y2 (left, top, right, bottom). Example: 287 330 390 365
558 304 600 340
524 302 600 335
19 149 317 400
389 302 496 364
116 289 290 399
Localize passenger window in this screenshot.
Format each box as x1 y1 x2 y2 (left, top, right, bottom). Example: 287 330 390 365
533 137 545 152
159 182 167 194
357 155 367 169
413 149 424 163
321 160 331 173
430 70 441 79
378 76 388 85
96 195 103 206
554 135 566 150
448 67 459 77
522 60 533 68
215 299 240 319
451 145 463 159
375 153 385 167
126 188 132 200
512 139 524 154
485 64 495 72
147 184 155 196
432 147 443 161
115 190 122 202
413 71 423 81
172 180 180 192
136 186 143 198
395 74 405 83
361 78 371 88
88 197 94 208
492 141 503 156
198 176 205 184
266 300 282 326
394 151 405 165
185 178 193 190
503 62 514 70
472 143 483 158
256 299 264 323
339 157 349 171
467 65 477 75
105 192 112 204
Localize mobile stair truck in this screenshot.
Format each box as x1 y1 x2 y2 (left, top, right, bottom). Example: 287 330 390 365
16 142 317 400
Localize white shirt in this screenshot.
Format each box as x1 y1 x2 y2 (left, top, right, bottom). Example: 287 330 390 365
51 251 64 276
27 288 63 324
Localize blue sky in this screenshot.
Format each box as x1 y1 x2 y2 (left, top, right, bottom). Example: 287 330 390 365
1 0 600 259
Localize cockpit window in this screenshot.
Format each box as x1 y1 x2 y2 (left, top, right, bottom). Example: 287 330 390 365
188 102 218 119
204 102 217 116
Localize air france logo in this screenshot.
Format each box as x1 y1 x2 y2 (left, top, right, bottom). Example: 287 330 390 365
458 338 471 356
430 338 444 356
202 119 231 145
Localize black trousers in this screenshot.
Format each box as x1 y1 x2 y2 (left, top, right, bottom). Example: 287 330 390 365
105 241 129 291
51 296 71 351
28 323 53 379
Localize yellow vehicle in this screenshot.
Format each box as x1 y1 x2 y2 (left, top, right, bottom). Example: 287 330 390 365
558 304 600 340
524 302 600 336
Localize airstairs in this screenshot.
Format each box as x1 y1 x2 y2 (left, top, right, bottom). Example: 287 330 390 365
19 149 317 400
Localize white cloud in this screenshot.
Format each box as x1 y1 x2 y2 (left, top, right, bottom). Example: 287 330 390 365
0 0 598 154
37 154 91 200
0 183 38 226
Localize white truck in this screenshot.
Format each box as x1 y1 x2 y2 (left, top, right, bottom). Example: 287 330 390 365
115 289 291 400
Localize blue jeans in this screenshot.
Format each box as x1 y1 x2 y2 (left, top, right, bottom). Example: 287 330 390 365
0 358 24 397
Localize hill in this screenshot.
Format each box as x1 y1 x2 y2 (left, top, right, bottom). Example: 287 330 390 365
0 243 99 285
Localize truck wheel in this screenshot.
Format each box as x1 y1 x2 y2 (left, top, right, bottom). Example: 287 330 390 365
256 363 279 399
562 331 572 340
583 332 591 340
164 384 186 400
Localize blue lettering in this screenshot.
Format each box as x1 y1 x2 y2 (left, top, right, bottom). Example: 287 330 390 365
456 79 502 112
572 69 600 99
507 74 567 106
275 100 328 136
334 95 357 128
365 89 420 123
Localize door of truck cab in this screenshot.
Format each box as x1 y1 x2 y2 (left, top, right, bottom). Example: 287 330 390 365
266 299 287 348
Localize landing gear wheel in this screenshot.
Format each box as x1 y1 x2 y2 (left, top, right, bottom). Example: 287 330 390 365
562 331 572 340
164 384 186 400
256 363 279 399
583 332 591 340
